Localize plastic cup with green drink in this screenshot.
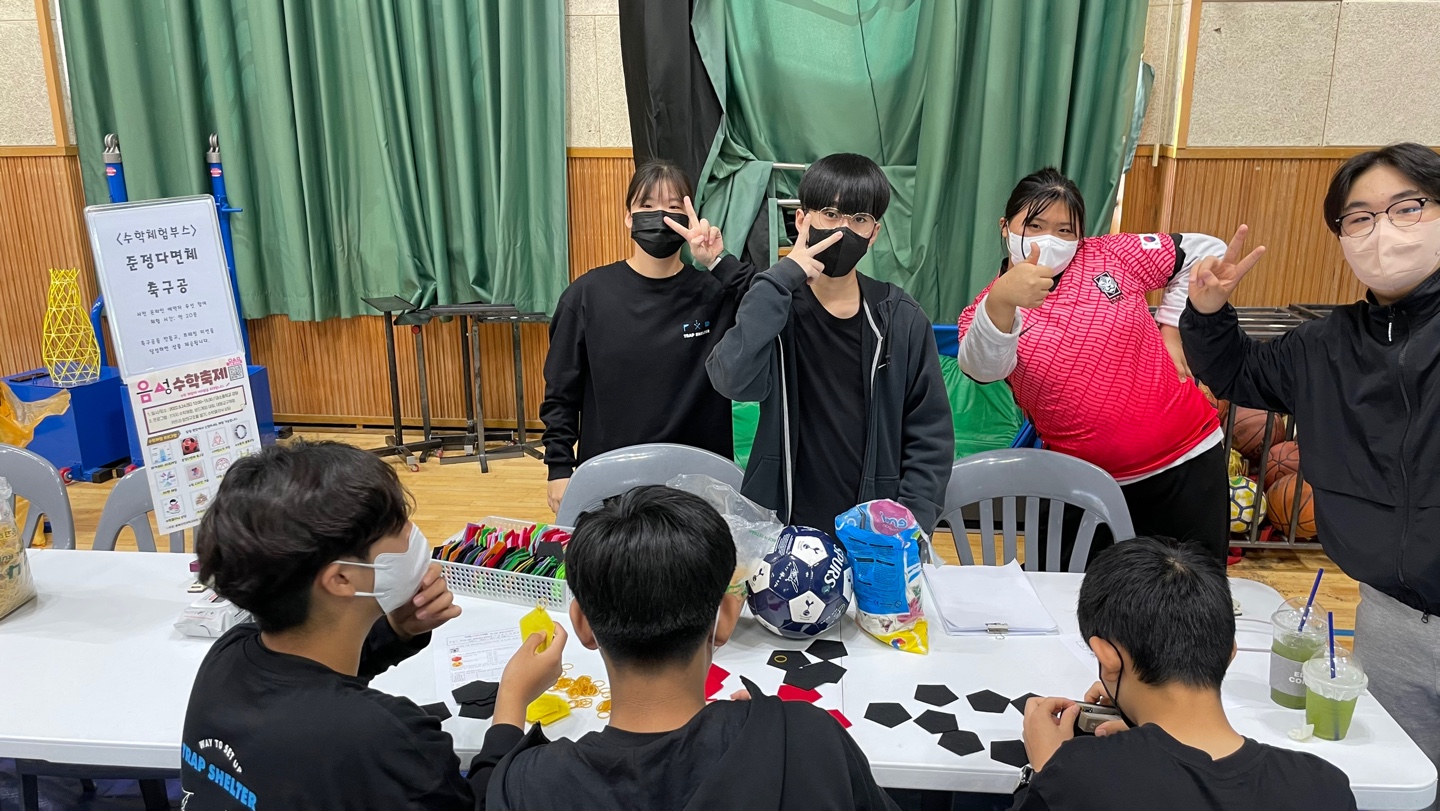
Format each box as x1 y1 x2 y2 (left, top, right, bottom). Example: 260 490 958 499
1270 596 1329 709
1304 647 1366 741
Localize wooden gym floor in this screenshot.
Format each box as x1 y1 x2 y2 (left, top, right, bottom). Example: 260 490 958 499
20 430 1360 631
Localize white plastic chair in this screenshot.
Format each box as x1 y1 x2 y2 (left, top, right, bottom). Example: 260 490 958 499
0 443 76 549
938 448 1135 573
92 467 186 552
556 443 744 526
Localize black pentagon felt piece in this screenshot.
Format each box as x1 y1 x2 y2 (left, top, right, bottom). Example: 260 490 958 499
991 739 1030 769
914 710 959 734
938 730 983 757
1010 692 1040 714
783 660 846 691
864 702 912 728
420 703 453 721
767 650 811 672
806 639 849 661
967 689 1012 714
915 684 959 707
458 701 496 720
453 680 500 706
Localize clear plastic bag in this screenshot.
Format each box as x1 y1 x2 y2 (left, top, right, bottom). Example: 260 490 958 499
0 380 71 448
0 477 38 620
668 474 783 594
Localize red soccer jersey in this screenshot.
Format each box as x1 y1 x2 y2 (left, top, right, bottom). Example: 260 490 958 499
957 233 1220 481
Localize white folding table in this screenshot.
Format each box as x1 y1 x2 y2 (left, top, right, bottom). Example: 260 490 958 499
1 550 1434 809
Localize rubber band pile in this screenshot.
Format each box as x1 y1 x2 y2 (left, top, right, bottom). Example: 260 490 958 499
432 521 571 578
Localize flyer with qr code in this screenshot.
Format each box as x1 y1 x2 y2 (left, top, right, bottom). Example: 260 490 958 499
125 353 261 533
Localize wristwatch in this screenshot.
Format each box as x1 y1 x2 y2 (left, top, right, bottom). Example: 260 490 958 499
1016 764 1036 788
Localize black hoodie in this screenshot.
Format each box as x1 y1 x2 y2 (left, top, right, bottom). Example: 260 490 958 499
1181 269 1440 616
704 258 954 532
476 680 898 811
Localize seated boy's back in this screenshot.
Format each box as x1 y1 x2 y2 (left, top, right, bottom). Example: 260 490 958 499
493 691 890 810
1014 537 1356 811
475 486 899 811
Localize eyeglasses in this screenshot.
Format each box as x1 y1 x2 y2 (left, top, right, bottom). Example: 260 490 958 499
1335 197 1435 239
807 207 879 237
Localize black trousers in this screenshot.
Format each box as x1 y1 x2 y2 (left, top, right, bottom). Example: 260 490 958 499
1054 443 1231 568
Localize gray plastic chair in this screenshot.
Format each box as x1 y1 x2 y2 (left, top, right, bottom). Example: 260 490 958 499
556 443 744 526
938 448 1135 573
0 443 76 549
93 468 186 552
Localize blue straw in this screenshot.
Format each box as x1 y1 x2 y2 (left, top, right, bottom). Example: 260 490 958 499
1298 568 1324 632
1328 611 1337 679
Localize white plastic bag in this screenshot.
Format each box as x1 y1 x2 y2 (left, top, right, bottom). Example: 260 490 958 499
667 474 783 594
0 477 38 620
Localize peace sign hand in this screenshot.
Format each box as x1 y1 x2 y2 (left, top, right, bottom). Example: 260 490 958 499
665 196 725 268
1188 225 1267 315
787 213 844 282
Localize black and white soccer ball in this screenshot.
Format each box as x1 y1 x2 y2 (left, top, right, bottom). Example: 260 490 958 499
747 526 854 639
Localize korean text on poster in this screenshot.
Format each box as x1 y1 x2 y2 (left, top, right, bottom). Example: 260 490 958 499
85 195 245 379
124 354 261 534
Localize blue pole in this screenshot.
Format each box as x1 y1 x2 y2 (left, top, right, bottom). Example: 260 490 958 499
93 133 131 367
206 134 250 363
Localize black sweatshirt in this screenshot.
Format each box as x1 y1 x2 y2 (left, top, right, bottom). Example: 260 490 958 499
705 259 954 531
1011 724 1355 811
180 619 501 810
540 257 755 479
1180 268 1440 615
472 681 899 811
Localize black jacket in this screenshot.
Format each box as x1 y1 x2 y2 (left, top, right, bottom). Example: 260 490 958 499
477 680 899 811
1181 269 1440 616
706 258 954 532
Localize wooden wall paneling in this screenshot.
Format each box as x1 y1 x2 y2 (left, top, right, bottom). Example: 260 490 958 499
566 155 634 280
0 155 96 378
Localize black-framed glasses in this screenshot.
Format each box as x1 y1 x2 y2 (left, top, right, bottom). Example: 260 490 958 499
806 207 879 237
1335 197 1434 239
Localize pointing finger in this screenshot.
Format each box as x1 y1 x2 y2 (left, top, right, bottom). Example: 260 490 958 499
664 215 692 237
807 230 843 253
1223 224 1250 264
683 195 699 225
1233 245 1267 278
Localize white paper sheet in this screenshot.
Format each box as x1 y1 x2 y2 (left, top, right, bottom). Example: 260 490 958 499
922 560 1059 635
433 627 521 708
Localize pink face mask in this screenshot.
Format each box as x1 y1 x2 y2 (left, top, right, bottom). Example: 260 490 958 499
1341 216 1440 299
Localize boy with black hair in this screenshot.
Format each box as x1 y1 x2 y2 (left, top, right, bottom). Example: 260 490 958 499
180 441 529 810
706 153 954 532
475 485 899 811
1014 537 1354 811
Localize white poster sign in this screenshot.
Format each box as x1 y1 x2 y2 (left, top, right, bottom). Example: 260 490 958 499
125 354 261 534
85 196 245 379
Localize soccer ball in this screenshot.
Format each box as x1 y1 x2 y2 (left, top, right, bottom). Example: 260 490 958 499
747 526 853 639
1229 475 1267 534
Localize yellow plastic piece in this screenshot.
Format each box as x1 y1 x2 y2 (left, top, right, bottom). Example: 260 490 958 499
41 268 101 387
520 605 555 653
0 381 70 448
526 692 571 725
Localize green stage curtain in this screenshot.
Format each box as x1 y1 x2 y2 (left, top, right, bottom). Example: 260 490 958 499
691 0 1148 323
60 0 567 320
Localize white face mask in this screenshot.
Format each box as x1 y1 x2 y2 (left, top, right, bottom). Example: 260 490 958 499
1007 230 1079 276
339 524 431 614
1341 216 1440 299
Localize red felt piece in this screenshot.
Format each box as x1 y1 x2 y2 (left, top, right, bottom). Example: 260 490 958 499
827 709 853 728
705 664 730 698
777 684 822 703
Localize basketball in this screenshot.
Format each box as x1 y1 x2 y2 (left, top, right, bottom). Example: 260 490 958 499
1231 407 1286 460
1266 473 1317 538
1264 441 1302 489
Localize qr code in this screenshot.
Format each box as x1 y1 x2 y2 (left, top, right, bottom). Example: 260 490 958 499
226 365 244 381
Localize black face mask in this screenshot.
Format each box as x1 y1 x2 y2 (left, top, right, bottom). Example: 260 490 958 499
1098 657 1140 729
805 224 872 277
631 210 688 258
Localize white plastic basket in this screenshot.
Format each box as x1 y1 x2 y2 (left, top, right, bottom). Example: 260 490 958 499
436 516 571 610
